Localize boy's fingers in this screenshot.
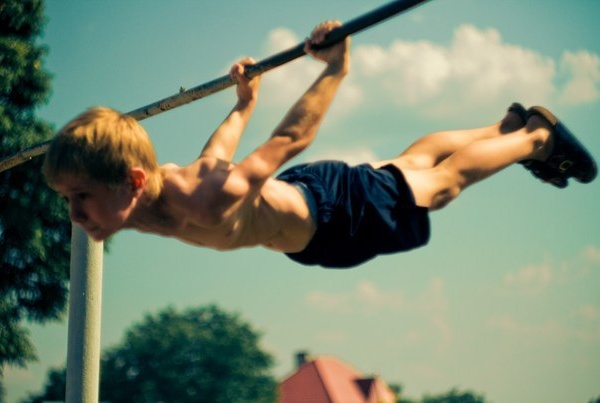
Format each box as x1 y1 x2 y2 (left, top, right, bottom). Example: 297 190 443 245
309 20 341 45
230 63 245 82
239 56 256 67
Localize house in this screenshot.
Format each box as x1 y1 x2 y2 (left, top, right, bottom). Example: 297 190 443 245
279 352 397 403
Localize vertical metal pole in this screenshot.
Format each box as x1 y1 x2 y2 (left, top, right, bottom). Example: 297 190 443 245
66 225 103 403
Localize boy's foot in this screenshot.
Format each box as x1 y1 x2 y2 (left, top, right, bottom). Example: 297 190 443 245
526 106 597 187
507 103 569 188
502 102 527 132
508 102 527 122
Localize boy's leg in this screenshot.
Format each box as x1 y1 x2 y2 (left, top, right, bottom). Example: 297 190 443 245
397 114 554 210
373 105 526 171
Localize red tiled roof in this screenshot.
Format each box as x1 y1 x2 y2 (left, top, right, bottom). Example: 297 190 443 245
279 356 396 403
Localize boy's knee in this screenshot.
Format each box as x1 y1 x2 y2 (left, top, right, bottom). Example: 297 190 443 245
403 168 461 211
397 154 438 170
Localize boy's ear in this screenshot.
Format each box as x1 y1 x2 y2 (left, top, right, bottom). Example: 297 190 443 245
129 168 147 194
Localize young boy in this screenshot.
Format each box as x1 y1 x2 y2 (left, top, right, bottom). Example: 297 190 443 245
43 21 597 268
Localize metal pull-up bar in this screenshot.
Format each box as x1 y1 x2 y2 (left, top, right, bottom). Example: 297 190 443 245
127 0 431 120
0 0 431 174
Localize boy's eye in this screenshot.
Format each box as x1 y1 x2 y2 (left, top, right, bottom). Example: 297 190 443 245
61 193 89 203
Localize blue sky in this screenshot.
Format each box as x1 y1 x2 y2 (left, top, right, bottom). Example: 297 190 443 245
4 0 600 402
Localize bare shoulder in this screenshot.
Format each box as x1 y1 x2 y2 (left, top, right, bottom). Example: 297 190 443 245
160 158 224 188
159 158 251 220
159 159 213 197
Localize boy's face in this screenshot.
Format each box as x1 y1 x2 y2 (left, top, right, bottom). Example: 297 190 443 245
52 175 136 241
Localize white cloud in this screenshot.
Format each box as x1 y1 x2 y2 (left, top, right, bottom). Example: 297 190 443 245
313 329 348 344
500 245 600 297
305 278 451 315
583 245 600 264
416 277 448 313
260 24 600 122
487 314 600 344
430 314 453 353
579 304 600 321
487 315 558 337
449 25 555 101
354 40 451 105
353 24 557 117
558 50 600 105
260 27 322 104
1 366 35 382
492 246 600 346
264 27 299 52
260 27 363 115
308 147 379 166
305 278 452 353
554 244 600 282
306 290 352 314
306 280 404 315
504 262 553 294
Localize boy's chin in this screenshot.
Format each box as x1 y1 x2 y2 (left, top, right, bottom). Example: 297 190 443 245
90 230 112 242
78 226 111 242
90 233 107 242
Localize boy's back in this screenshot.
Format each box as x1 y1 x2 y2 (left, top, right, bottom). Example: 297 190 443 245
140 157 317 252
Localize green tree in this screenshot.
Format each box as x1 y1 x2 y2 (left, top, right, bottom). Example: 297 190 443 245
390 383 417 403
26 305 278 403
422 388 487 403
0 0 71 392
22 366 65 403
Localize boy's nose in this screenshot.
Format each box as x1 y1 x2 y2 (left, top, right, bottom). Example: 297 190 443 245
69 205 87 224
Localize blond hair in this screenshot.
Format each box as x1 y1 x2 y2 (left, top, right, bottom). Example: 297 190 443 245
43 107 161 197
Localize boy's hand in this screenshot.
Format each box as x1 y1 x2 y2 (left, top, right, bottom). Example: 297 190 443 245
304 20 350 74
230 57 261 103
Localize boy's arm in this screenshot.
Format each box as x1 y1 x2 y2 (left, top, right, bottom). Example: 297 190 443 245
234 21 350 185
199 57 260 161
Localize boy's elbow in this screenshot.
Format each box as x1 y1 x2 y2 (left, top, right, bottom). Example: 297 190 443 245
274 125 314 149
274 131 312 161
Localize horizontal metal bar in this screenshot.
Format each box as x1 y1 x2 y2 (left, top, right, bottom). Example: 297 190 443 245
0 0 432 173
127 0 431 121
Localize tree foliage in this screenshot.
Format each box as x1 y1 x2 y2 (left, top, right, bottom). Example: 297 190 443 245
22 366 65 403
26 305 278 403
420 388 487 403
395 387 487 403
0 0 71 386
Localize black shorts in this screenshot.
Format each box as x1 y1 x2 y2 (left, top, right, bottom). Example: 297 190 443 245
276 161 430 268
